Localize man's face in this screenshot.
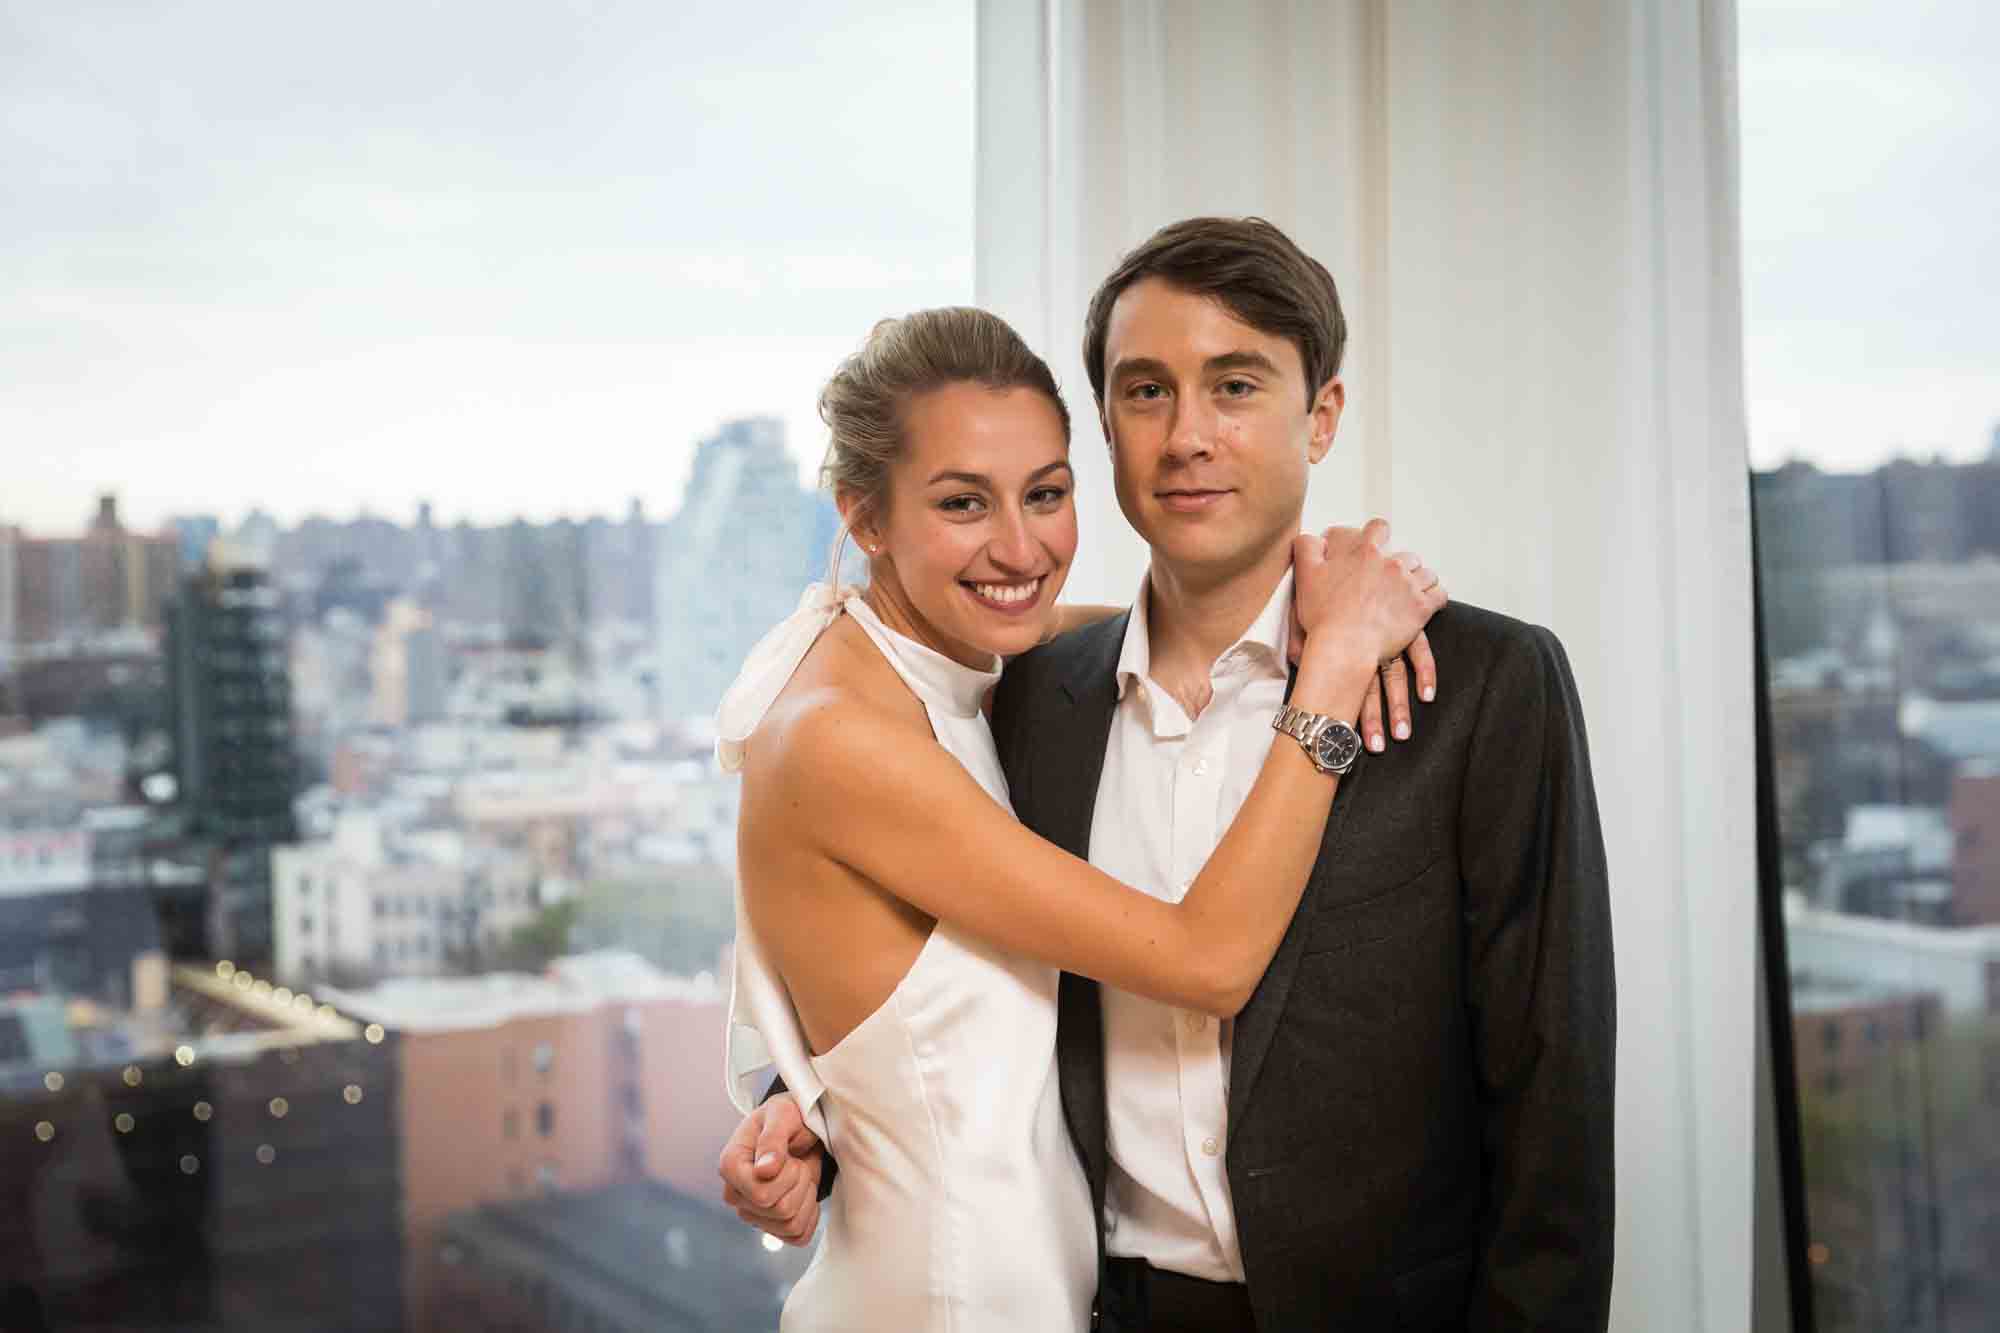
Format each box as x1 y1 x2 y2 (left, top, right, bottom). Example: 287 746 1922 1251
1098 277 1341 583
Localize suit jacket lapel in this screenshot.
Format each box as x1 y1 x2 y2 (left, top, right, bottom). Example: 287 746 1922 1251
1039 613 1126 1202
1227 675 1363 1129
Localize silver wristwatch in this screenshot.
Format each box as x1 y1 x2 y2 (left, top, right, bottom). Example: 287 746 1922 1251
1271 704 1363 775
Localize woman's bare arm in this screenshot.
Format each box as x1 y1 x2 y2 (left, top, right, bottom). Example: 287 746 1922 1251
769 532 1443 1016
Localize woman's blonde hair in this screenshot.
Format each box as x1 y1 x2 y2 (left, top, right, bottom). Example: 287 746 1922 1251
818 307 1069 574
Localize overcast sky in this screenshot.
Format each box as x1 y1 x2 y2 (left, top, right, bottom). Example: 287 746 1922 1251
2 0 977 533
1738 0 1998 472
3 1 1994 535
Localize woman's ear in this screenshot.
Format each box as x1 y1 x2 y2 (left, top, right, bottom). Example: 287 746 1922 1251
836 491 882 557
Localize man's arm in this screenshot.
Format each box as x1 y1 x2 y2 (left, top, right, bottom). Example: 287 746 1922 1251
1458 624 1616 1329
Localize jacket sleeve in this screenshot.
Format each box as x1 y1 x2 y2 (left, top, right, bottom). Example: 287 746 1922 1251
1457 625 1616 1330
761 1074 839 1201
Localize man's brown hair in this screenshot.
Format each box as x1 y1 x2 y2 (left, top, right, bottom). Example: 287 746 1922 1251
1081 216 1346 410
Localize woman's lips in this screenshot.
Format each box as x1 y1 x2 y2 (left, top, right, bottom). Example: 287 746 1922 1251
963 576 1045 615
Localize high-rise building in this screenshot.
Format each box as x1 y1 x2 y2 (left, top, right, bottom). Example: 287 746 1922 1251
653 417 837 721
0 523 18 672
2 498 178 649
170 514 222 573
165 547 298 965
167 553 297 844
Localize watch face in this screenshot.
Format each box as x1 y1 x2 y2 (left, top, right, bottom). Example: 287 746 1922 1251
1313 721 1361 773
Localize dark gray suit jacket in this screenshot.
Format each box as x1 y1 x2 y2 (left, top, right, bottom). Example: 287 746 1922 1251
988 601 1616 1331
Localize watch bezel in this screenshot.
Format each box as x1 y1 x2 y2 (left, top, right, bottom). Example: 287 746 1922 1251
1309 718 1361 774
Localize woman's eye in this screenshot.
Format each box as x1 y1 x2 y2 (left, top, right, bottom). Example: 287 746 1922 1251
1028 486 1070 507
939 495 985 514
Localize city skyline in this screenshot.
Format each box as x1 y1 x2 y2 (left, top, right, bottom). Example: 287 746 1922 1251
6 2 1997 531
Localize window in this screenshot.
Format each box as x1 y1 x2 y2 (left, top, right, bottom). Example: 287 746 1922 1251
5 3 964 1329
1744 6 1999 1327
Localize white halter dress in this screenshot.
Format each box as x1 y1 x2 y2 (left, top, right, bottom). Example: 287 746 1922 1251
719 586 1095 1333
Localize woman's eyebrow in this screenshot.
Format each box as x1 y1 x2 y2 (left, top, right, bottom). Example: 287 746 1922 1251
927 460 1074 486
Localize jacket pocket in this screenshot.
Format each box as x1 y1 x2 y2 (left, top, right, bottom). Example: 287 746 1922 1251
1391 1245 1475 1330
1300 854 1452 957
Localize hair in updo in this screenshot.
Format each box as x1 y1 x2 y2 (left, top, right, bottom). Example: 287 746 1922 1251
818 307 1070 568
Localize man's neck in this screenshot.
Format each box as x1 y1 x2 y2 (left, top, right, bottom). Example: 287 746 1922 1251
1144 537 1292 689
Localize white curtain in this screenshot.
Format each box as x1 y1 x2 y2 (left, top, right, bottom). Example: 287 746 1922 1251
975 2 1760 1328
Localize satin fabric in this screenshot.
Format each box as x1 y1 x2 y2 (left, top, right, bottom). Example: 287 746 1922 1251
721 586 1095 1332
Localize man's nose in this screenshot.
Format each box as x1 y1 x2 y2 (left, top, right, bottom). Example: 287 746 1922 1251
1163 399 1215 463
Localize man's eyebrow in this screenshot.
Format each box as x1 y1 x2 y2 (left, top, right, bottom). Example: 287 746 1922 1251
1108 350 1282 382
926 460 1075 487
1108 355 1172 385
1206 349 1281 376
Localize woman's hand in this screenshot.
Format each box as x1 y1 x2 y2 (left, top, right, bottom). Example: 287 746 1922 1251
1290 520 1446 748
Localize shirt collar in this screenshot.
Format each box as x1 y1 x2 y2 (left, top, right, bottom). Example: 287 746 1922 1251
1114 567 1293 701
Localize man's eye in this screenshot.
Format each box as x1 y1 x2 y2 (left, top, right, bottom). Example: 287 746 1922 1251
1128 383 1166 401
1220 379 1256 397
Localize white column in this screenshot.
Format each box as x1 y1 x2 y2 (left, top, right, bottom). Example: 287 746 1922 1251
977 1 1760 1328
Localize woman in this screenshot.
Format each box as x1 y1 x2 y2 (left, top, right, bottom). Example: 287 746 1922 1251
719 307 1443 1331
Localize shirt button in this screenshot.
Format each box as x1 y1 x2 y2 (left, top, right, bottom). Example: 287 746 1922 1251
1202 1137 1221 1157
1192 757 1210 776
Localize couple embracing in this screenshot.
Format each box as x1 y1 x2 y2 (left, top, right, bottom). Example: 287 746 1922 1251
715 217 1615 1332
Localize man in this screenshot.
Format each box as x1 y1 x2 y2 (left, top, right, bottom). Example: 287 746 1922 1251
722 217 1615 1330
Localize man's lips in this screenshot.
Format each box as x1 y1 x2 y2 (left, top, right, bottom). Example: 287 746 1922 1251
1156 488 1232 513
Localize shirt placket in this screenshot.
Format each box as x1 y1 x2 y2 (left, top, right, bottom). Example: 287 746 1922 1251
1171 671 1239 1270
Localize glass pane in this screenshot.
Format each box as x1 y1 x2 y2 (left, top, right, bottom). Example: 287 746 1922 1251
1 4 973 1328
1744 2 2000 1327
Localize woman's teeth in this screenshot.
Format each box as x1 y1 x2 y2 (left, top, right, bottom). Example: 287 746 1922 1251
971 579 1039 605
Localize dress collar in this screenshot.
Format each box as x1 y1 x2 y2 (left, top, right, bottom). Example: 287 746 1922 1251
846 595 1001 719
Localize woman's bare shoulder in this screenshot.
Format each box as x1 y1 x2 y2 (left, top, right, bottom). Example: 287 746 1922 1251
746 615 928 782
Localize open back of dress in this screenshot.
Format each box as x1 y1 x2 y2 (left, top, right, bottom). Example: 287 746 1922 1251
720 587 1094 1332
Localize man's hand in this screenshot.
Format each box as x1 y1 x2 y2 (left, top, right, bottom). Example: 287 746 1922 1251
717 1096 825 1246
1287 523 1442 750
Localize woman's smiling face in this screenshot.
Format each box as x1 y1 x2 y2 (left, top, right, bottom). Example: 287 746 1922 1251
851 381 1077 667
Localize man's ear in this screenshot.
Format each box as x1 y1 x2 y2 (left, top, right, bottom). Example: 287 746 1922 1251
1307 377 1345 464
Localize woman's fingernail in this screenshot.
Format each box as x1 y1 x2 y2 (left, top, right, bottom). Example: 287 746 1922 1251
755 1152 779 1169
1394 721 1410 740
1369 733 1385 752
1421 685 1435 702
